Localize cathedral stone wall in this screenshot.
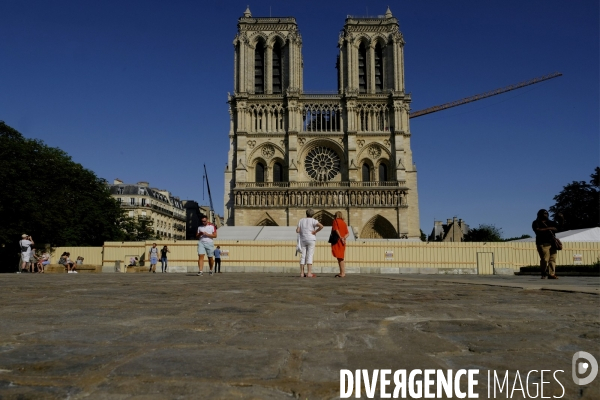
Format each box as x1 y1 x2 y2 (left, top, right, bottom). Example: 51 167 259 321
224 7 420 239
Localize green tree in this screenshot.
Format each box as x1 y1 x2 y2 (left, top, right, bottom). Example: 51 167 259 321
503 234 531 242
549 167 599 230
463 224 503 242
120 216 157 241
0 121 128 257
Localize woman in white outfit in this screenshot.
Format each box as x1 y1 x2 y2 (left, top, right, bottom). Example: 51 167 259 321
296 209 323 278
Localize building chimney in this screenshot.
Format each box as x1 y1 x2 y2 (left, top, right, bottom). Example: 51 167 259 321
447 219 452 226
114 178 123 185
137 181 149 187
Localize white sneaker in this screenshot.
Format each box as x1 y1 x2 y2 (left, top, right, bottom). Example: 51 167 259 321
73 271 78 274
197 272 203 276
68 271 72 273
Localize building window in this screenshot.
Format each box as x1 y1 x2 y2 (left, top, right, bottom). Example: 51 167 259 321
379 163 388 182
129 211 134 217
256 162 265 183
141 198 146 206
272 42 282 94
273 162 283 182
255 41 265 94
358 42 367 93
142 211 146 217
362 164 371 182
117 198 122 203
304 146 341 182
117 187 124 195
130 198 135 205
375 43 384 92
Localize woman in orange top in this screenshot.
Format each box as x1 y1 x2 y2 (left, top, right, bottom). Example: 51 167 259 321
331 211 350 277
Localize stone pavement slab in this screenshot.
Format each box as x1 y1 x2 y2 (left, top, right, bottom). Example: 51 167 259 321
379 274 600 295
0 274 598 399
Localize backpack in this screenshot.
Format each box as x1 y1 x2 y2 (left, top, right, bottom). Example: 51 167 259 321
19 241 29 252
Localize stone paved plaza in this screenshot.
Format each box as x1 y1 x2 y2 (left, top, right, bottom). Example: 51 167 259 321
0 274 598 399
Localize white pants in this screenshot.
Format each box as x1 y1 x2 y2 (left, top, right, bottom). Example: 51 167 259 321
299 240 316 265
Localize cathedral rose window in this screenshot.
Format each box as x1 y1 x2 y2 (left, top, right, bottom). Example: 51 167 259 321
304 146 340 181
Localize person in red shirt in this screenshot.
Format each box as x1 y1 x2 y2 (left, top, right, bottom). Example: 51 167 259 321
331 211 350 278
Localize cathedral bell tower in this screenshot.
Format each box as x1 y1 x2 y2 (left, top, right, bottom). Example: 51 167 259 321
224 7 420 239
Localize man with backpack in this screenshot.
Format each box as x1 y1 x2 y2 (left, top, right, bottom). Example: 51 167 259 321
19 234 33 273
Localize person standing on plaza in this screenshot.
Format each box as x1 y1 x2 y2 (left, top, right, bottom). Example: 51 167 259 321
19 234 33 273
214 245 222 273
331 211 350 278
296 209 323 278
28 246 39 273
532 209 564 279
148 243 159 273
196 215 217 276
160 245 170 273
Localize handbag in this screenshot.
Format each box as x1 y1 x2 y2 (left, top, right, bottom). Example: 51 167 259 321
295 235 302 256
328 230 339 244
328 221 340 244
551 231 563 251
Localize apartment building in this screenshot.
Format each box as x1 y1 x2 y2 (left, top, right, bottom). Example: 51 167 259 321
108 179 186 240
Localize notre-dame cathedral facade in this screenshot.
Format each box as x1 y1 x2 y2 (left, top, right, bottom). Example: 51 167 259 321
223 7 420 239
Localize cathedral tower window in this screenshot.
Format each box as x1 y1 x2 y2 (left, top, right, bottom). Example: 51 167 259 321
362 164 371 182
255 42 265 94
378 163 388 182
375 42 384 93
272 42 282 94
273 162 283 182
305 146 340 182
358 42 367 93
255 162 265 183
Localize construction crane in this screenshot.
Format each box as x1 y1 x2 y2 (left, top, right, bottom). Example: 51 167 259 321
203 164 216 225
409 72 562 119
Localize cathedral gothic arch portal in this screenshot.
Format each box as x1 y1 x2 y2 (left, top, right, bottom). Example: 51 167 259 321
313 210 335 227
361 215 397 239
255 212 279 226
224 7 420 237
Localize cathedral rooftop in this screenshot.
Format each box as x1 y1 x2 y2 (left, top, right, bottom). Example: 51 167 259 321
238 6 296 24
345 7 397 24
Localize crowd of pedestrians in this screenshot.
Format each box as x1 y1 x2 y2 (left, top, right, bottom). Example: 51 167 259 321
15 211 344 276
18 234 78 273
17 208 565 279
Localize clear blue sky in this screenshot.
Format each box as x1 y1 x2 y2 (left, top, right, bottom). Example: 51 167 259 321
2 0 598 238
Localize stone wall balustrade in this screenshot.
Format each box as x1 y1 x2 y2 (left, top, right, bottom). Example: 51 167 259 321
233 189 408 208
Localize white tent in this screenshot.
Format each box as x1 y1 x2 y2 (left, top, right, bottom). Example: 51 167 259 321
512 227 600 242
216 226 356 241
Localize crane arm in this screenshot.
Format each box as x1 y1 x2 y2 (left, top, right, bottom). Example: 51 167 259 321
203 164 216 225
409 72 562 119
